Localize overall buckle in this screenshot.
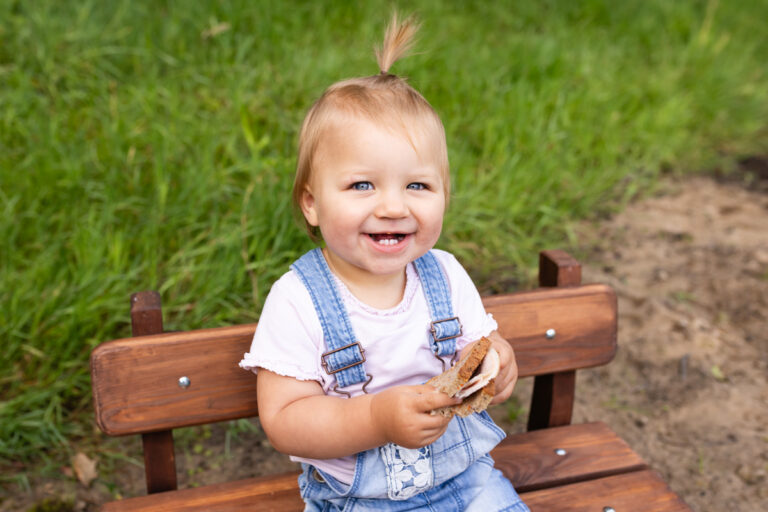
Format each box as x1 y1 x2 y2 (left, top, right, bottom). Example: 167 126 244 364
430 317 462 342
321 342 366 375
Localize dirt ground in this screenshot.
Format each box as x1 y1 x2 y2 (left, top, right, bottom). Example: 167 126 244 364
3 165 767 511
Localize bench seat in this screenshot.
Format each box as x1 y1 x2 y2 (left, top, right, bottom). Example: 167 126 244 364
523 470 691 512
102 421 655 511
93 251 692 511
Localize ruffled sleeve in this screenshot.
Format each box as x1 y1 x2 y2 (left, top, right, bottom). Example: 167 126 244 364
239 270 325 383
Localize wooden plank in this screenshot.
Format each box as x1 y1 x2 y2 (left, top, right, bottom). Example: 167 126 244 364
91 324 260 436
141 431 177 494
491 422 646 493
101 422 648 511
101 472 304 512
528 250 583 430
130 291 178 494
484 283 617 378
521 470 693 511
538 249 582 288
91 284 616 436
527 371 576 430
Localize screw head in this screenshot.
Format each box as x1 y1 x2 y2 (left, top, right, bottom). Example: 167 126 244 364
545 328 556 339
178 376 191 388
603 507 616 512
555 448 567 456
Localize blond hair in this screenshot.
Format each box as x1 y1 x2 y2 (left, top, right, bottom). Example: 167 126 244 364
293 14 449 240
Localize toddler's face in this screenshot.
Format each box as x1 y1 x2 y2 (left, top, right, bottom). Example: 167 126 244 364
300 116 446 286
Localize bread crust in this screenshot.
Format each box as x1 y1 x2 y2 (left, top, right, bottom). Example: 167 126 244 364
427 337 497 418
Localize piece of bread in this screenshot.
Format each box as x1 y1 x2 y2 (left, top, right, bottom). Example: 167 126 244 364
427 337 499 417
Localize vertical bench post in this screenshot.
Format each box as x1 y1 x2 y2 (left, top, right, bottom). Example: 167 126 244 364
527 250 581 431
130 291 178 493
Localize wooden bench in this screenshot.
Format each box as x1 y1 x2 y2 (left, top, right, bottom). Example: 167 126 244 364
90 250 692 511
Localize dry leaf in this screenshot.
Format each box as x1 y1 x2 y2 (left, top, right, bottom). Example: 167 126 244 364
201 22 231 39
72 452 98 487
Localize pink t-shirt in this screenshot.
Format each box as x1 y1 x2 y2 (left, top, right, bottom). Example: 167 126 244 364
239 249 497 484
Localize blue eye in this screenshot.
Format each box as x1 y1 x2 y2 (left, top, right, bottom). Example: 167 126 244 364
352 182 373 191
407 183 427 190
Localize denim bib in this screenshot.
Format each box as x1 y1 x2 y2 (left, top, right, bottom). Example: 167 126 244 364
290 248 462 395
291 248 527 510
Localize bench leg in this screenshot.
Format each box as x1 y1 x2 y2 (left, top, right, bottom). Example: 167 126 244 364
142 431 178 493
527 371 576 430
131 291 179 493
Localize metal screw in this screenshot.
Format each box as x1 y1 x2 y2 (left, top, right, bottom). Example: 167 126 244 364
555 448 567 456
178 376 191 388
545 328 556 339
603 507 616 512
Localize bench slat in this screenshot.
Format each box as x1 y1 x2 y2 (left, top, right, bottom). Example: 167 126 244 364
484 283 616 378
491 422 646 492
91 284 616 436
521 469 693 511
101 472 303 512
101 422 646 511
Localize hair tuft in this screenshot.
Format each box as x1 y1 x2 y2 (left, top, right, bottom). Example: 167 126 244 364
375 13 420 74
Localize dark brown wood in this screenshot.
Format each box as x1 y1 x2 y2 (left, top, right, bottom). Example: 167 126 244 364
91 324 260 436
492 422 646 492
91 285 616 436
100 471 305 512
129 291 177 494
521 469 693 511
484 284 617 378
527 250 586 430
130 291 164 336
91 252 688 511
539 249 582 288
141 431 177 494
100 423 651 511
527 370 576 431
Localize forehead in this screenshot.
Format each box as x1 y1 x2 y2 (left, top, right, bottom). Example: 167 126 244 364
316 110 444 167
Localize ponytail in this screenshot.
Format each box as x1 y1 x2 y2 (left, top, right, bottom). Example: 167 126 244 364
375 13 420 75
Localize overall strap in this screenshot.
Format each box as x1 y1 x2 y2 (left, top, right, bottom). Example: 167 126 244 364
291 248 370 393
413 251 462 358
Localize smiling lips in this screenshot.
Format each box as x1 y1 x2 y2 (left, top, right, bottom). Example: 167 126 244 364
368 233 408 246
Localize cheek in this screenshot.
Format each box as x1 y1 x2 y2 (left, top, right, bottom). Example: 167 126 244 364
318 207 360 240
418 205 445 240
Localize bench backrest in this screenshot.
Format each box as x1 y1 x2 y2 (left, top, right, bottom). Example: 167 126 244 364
89 250 617 493
91 283 616 435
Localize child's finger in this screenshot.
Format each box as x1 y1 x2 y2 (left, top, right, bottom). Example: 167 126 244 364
411 385 461 411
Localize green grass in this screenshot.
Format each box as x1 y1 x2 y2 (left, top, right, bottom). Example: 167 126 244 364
1 0 767 470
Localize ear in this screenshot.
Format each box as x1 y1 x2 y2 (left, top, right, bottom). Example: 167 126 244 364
299 187 319 227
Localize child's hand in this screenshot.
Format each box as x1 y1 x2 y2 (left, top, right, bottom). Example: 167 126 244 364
487 330 519 405
370 384 459 448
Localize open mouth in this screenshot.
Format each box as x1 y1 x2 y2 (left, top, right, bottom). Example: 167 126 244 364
368 233 407 246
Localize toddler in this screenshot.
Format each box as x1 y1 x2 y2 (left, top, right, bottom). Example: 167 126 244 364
240 14 529 511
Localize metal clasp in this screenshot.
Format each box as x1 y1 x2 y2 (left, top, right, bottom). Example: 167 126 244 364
320 341 366 375
430 317 462 342
332 373 373 398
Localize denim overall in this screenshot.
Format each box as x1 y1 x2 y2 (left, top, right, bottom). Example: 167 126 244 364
291 249 529 512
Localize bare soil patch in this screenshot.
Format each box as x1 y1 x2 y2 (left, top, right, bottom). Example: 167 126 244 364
3 171 767 512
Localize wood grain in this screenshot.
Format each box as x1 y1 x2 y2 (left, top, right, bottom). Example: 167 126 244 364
91 284 616 436
538 249 582 288
101 422 653 511
130 291 178 493
527 249 584 429
521 470 693 511
101 472 304 512
492 422 646 492
484 283 617 378
527 369 575 431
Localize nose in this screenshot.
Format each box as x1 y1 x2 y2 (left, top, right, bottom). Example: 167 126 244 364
374 189 409 219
